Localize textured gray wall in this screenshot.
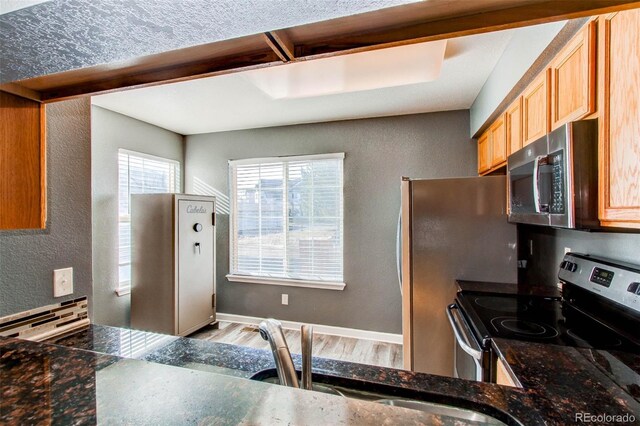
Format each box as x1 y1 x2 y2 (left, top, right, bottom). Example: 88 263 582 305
185 111 475 334
91 106 184 327
519 225 640 286
0 0 413 83
0 98 92 316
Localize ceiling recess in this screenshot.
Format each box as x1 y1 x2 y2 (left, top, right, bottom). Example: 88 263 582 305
244 40 447 99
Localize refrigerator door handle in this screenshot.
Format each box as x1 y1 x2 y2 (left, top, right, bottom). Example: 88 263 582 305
396 208 402 295
446 304 482 360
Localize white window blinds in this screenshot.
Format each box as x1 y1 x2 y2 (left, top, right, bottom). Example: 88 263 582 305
118 150 180 292
229 153 344 284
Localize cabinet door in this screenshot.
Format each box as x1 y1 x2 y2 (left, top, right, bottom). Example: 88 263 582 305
550 21 596 130
505 97 522 157
522 70 550 146
599 10 640 228
477 132 490 175
0 91 46 229
496 357 520 387
489 116 507 168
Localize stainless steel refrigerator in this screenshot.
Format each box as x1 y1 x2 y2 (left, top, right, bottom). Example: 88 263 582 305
400 176 517 377
131 194 216 336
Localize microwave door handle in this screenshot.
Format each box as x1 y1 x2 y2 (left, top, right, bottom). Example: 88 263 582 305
533 155 543 213
446 304 482 360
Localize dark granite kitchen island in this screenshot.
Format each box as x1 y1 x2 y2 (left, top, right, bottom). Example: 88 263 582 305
3 336 474 425
1 332 535 425
2 322 638 424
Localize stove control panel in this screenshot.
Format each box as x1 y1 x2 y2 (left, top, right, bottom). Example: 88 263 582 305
590 267 614 287
558 253 640 313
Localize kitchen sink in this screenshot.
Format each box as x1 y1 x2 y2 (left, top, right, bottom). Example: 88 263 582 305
250 369 510 425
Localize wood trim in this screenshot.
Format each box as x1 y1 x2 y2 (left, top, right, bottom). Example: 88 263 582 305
7 0 640 103
39 50 282 103
599 13 613 224
40 103 47 227
496 357 523 388
401 179 413 370
262 33 290 62
600 220 640 229
0 83 41 102
269 30 295 61
292 1 640 59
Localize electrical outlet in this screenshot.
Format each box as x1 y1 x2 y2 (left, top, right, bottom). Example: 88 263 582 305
281 294 288 305
564 247 572 255
53 267 73 297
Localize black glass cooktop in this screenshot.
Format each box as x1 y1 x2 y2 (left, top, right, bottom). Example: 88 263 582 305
456 292 639 353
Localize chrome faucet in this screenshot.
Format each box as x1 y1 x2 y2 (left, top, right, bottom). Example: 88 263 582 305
258 318 314 390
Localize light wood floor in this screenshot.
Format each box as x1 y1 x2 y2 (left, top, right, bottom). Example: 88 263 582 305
189 321 403 369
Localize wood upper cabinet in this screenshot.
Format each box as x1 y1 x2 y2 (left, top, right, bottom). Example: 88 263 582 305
505 97 523 156
0 91 46 230
489 115 507 168
478 131 490 174
522 70 550 146
550 21 597 130
598 9 640 228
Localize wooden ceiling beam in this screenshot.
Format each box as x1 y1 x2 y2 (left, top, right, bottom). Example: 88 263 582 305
38 49 281 103
263 32 294 62
0 83 42 102
7 0 640 102
269 31 296 61
292 0 640 59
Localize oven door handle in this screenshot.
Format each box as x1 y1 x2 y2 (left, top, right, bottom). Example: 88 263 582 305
446 304 483 360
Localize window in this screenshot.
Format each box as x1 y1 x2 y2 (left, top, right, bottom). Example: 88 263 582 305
118 150 180 294
228 153 344 290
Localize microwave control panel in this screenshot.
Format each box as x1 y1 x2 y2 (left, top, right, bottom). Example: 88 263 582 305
550 152 565 214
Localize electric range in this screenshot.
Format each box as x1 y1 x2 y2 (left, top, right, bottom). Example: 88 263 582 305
448 253 640 383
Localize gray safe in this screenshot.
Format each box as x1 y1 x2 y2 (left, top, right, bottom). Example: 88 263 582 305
131 194 216 336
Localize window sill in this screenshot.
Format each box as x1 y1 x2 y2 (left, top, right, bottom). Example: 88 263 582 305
115 287 131 297
226 275 345 291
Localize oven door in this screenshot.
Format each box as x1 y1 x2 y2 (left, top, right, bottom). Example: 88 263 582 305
507 135 551 226
446 304 485 382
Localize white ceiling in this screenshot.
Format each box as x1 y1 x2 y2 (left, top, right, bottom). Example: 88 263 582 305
92 25 550 136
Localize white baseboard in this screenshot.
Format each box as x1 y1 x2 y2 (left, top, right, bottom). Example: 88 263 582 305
217 313 402 345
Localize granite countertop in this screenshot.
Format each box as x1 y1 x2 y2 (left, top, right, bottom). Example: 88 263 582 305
492 338 640 424
1 337 460 425
456 280 561 298
2 322 638 424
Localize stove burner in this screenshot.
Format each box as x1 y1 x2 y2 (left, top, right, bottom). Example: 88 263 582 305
490 316 559 339
566 329 623 348
474 297 527 313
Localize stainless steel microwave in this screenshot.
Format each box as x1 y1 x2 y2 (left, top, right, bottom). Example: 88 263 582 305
507 119 599 229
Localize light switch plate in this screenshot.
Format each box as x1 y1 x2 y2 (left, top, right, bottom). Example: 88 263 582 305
53 267 73 297
281 294 288 305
